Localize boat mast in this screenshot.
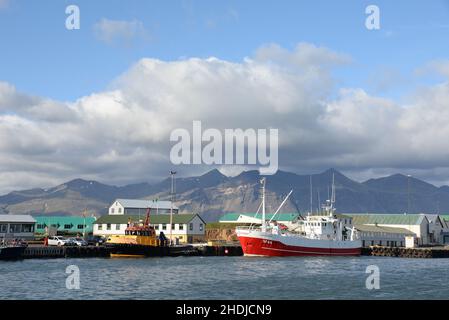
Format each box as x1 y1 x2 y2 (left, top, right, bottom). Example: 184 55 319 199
309 175 313 216
330 173 336 216
261 177 266 232
144 208 151 227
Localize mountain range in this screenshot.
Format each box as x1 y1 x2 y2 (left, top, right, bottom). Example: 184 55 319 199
0 168 448 221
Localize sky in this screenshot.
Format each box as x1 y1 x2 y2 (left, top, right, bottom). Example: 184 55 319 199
1 0 449 193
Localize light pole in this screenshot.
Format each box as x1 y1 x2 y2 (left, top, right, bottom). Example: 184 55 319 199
170 171 177 246
407 175 411 214
83 209 87 239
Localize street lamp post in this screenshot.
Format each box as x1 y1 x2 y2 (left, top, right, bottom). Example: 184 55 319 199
170 171 177 246
83 209 87 239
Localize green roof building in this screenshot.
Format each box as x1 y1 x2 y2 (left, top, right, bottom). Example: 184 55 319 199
34 216 96 235
93 213 206 244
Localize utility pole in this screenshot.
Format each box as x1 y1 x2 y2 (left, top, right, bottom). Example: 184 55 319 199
83 209 87 239
407 175 411 214
170 171 177 245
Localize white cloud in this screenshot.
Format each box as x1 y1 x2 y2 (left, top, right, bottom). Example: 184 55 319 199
2 43 449 193
93 18 149 46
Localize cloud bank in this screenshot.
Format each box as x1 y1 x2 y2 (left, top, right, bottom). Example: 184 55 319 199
1 43 449 193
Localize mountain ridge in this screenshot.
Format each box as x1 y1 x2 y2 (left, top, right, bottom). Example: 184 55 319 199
1 169 448 221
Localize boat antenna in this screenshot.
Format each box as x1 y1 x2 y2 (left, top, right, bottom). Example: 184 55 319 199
144 208 151 227
317 188 321 215
330 173 336 216
261 177 266 232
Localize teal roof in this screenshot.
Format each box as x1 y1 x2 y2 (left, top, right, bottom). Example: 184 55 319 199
440 215 449 222
94 213 203 225
219 212 300 222
34 216 96 233
344 214 426 226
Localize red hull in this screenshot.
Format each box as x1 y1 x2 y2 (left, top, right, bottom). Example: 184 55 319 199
239 236 361 257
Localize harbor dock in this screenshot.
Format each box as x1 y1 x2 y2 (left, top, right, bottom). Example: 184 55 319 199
17 244 243 259
362 246 449 258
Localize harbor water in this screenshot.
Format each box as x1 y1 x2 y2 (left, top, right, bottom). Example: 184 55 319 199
1 256 448 300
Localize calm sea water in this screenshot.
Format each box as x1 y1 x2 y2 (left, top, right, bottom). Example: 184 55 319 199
1 256 448 300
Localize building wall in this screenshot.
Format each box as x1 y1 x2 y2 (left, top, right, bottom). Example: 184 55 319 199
364 221 429 246
93 216 206 243
358 232 407 247
0 222 35 240
109 202 125 215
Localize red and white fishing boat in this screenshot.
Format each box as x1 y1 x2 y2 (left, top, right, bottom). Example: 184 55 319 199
236 177 362 257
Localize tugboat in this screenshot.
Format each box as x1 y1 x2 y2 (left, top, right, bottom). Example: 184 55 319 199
236 176 362 257
105 208 168 257
105 208 196 257
0 239 27 260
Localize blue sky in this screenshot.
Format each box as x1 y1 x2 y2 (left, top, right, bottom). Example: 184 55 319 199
1 0 449 101
2 0 449 192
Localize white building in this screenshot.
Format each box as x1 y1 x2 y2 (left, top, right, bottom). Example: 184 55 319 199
93 213 205 244
354 224 414 247
0 215 36 240
109 199 179 216
347 214 430 246
424 214 448 245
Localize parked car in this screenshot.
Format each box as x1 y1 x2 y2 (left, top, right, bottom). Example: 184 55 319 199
47 236 69 246
68 237 88 247
86 235 105 246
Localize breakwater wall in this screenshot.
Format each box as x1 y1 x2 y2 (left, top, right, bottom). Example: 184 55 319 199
362 246 449 258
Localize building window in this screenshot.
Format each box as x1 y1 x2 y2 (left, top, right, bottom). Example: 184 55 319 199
154 225 159 230
77 224 85 229
116 224 121 231
189 223 193 231
107 224 111 230
9 224 22 233
64 224 72 229
172 223 175 230
98 224 103 231
199 224 203 232
162 224 167 230
21 224 33 233
36 224 45 229
111 208 115 214
179 224 183 231
118 208 122 213
0 224 7 233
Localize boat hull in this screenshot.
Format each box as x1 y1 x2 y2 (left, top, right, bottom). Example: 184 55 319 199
0 246 26 260
106 243 198 258
237 232 361 257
